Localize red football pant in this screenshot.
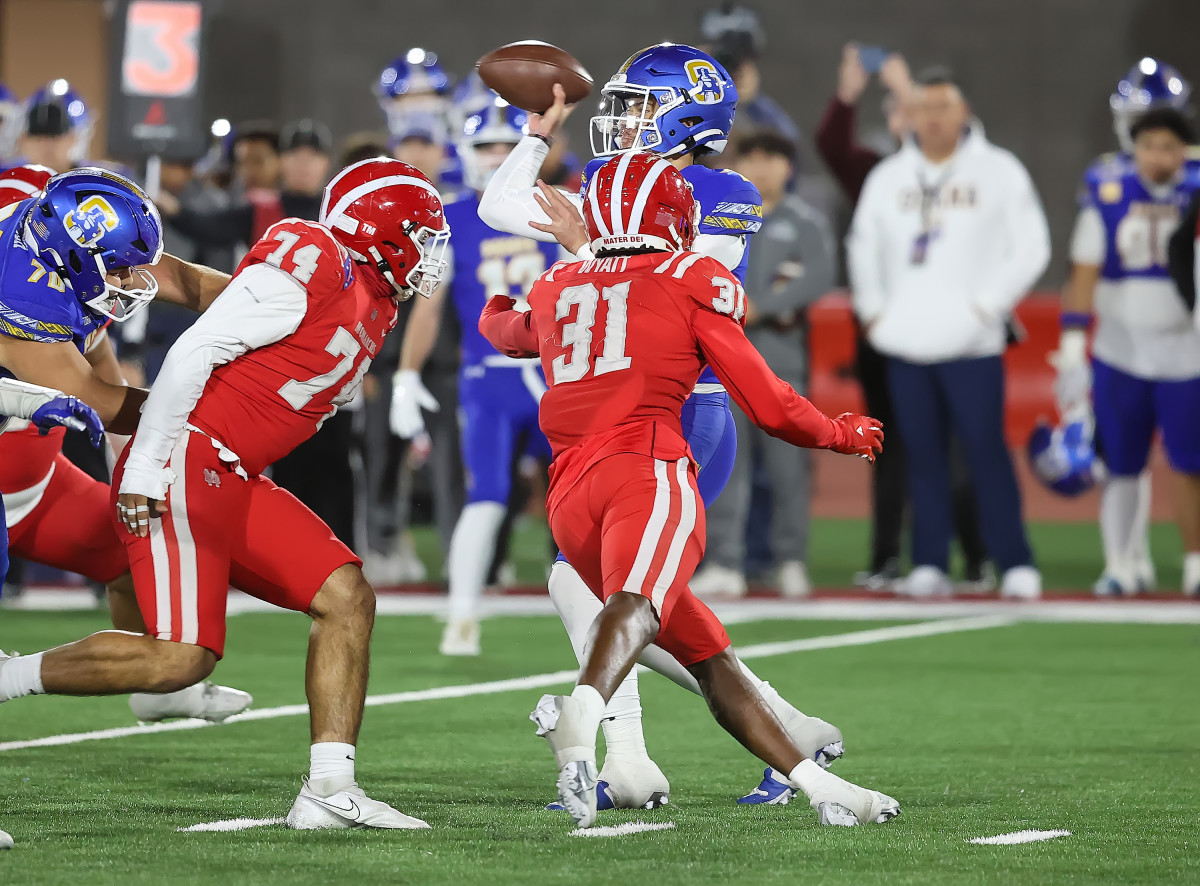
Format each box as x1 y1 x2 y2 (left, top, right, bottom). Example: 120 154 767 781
8 453 128 584
112 428 360 657
549 452 731 666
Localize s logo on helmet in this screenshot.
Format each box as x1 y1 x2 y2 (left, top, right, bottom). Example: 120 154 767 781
64 195 120 247
685 60 724 105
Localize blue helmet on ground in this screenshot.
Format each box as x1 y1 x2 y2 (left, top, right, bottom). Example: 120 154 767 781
23 167 164 322
459 96 527 191
375 48 450 135
590 43 738 159
1027 413 1104 497
1110 58 1192 153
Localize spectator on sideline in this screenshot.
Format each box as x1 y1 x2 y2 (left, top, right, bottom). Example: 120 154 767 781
692 132 835 598
817 48 990 591
847 68 1050 599
701 3 801 142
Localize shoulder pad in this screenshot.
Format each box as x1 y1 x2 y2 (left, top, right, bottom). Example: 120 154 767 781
240 219 353 293
685 167 763 235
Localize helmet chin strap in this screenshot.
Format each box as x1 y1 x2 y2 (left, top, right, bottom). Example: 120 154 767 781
367 244 414 301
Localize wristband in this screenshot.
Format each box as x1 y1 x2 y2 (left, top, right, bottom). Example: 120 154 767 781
1059 311 1093 330
529 133 554 147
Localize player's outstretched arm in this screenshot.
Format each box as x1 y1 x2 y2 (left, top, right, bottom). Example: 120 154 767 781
478 294 541 358
144 253 234 313
117 263 307 535
692 302 883 461
0 336 147 435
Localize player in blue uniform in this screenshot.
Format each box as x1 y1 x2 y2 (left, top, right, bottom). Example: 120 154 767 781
1053 60 1199 595
478 43 842 811
391 97 560 656
0 167 252 725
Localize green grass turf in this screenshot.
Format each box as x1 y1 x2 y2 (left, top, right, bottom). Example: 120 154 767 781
1 611 1197 884
412 517 1189 592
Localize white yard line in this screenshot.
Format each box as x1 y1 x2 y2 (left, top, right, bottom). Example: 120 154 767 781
6 588 1198 623
968 829 1072 845
569 821 677 837
0 616 1008 753
178 817 287 832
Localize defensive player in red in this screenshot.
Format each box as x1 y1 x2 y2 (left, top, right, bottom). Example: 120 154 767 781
482 153 898 829
0 158 450 830
0 164 251 723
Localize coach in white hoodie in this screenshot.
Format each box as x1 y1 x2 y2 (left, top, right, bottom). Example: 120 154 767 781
847 69 1051 599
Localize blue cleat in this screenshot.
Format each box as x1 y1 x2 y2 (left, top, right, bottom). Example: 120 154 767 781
737 768 796 805
546 779 669 812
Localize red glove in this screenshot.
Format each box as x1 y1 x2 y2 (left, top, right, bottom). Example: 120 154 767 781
829 413 884 462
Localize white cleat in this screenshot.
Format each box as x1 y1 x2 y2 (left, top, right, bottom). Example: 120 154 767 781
777 560 811 598
805 770 901 827
895 565 953 598
0 827 12 849
1000 565 1042 600
1181 554 1200 598
689 564 748 599
286 777 430 830
597 754 670 810
439 619 481 656
530 694 599 828
129 682 252 723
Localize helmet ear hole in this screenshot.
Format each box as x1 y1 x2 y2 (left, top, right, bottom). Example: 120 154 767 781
68 251 83 274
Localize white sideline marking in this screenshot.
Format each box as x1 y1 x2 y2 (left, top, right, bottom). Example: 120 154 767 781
178 817 286 832
0 617 1008 753
570 821 677 837
969 829 1071 845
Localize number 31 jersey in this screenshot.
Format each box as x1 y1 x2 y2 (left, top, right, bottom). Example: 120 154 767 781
188 219 399 475
1072 153 1200 378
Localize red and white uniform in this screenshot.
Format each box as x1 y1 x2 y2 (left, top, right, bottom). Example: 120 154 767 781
114 219 399 656
484 250 850 666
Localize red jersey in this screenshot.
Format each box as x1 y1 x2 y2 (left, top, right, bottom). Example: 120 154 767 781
497 250 844 512
183 219 397 475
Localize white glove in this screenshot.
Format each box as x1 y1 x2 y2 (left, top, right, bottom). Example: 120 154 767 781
390 369 439 439
1048 328 1092 415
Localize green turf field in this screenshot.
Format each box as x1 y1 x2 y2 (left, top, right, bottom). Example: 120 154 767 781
416 516 1191 592
1 608 1197 885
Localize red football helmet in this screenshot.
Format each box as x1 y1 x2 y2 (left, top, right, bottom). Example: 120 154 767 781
0 164 55 208
319 158 449 299
582 152 698 254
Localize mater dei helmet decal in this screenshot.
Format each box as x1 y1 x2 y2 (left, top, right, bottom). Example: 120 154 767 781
64 195 120 247
685 59 725 104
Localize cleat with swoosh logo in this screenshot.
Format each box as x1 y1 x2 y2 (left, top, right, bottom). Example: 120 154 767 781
286 777 430 830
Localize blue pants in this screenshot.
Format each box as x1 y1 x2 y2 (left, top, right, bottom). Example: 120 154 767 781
554 389 737 565
459 364 550 505
886 355 1032 572
1093 358 1200 476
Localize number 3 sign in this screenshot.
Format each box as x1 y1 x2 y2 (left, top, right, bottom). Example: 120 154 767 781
122 1 201 97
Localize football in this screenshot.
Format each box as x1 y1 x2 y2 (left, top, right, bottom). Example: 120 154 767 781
476 41 593 113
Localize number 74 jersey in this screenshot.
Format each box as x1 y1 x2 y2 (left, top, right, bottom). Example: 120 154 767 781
187 219 398 475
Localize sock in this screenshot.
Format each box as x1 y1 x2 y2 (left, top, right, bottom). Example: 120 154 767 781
548 561 604 662
570 683 606 743
600 670 648 759
0 652 44 703
308 741 356 797
446 501 506 624
1100 476 1141 584
1130 471 1155 581
1183 552 1200 593
786 758 828 799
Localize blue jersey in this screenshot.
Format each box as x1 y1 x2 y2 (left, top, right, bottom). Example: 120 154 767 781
443 194 559 367
581 158 763 385
1081 151 1200 282
0 198 106 372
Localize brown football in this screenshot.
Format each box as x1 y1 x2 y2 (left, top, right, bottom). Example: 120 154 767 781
476 41 593 114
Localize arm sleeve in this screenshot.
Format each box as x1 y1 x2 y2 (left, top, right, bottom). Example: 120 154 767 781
1069 206 1105 266
813 96 883 202
165 202 255 248
752 207 836 317
478 295 541 358
0 377 65 419
691 305 840 449
118 263 308 496
846 168 889 324
974 158 1053 319
477 136 582 243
